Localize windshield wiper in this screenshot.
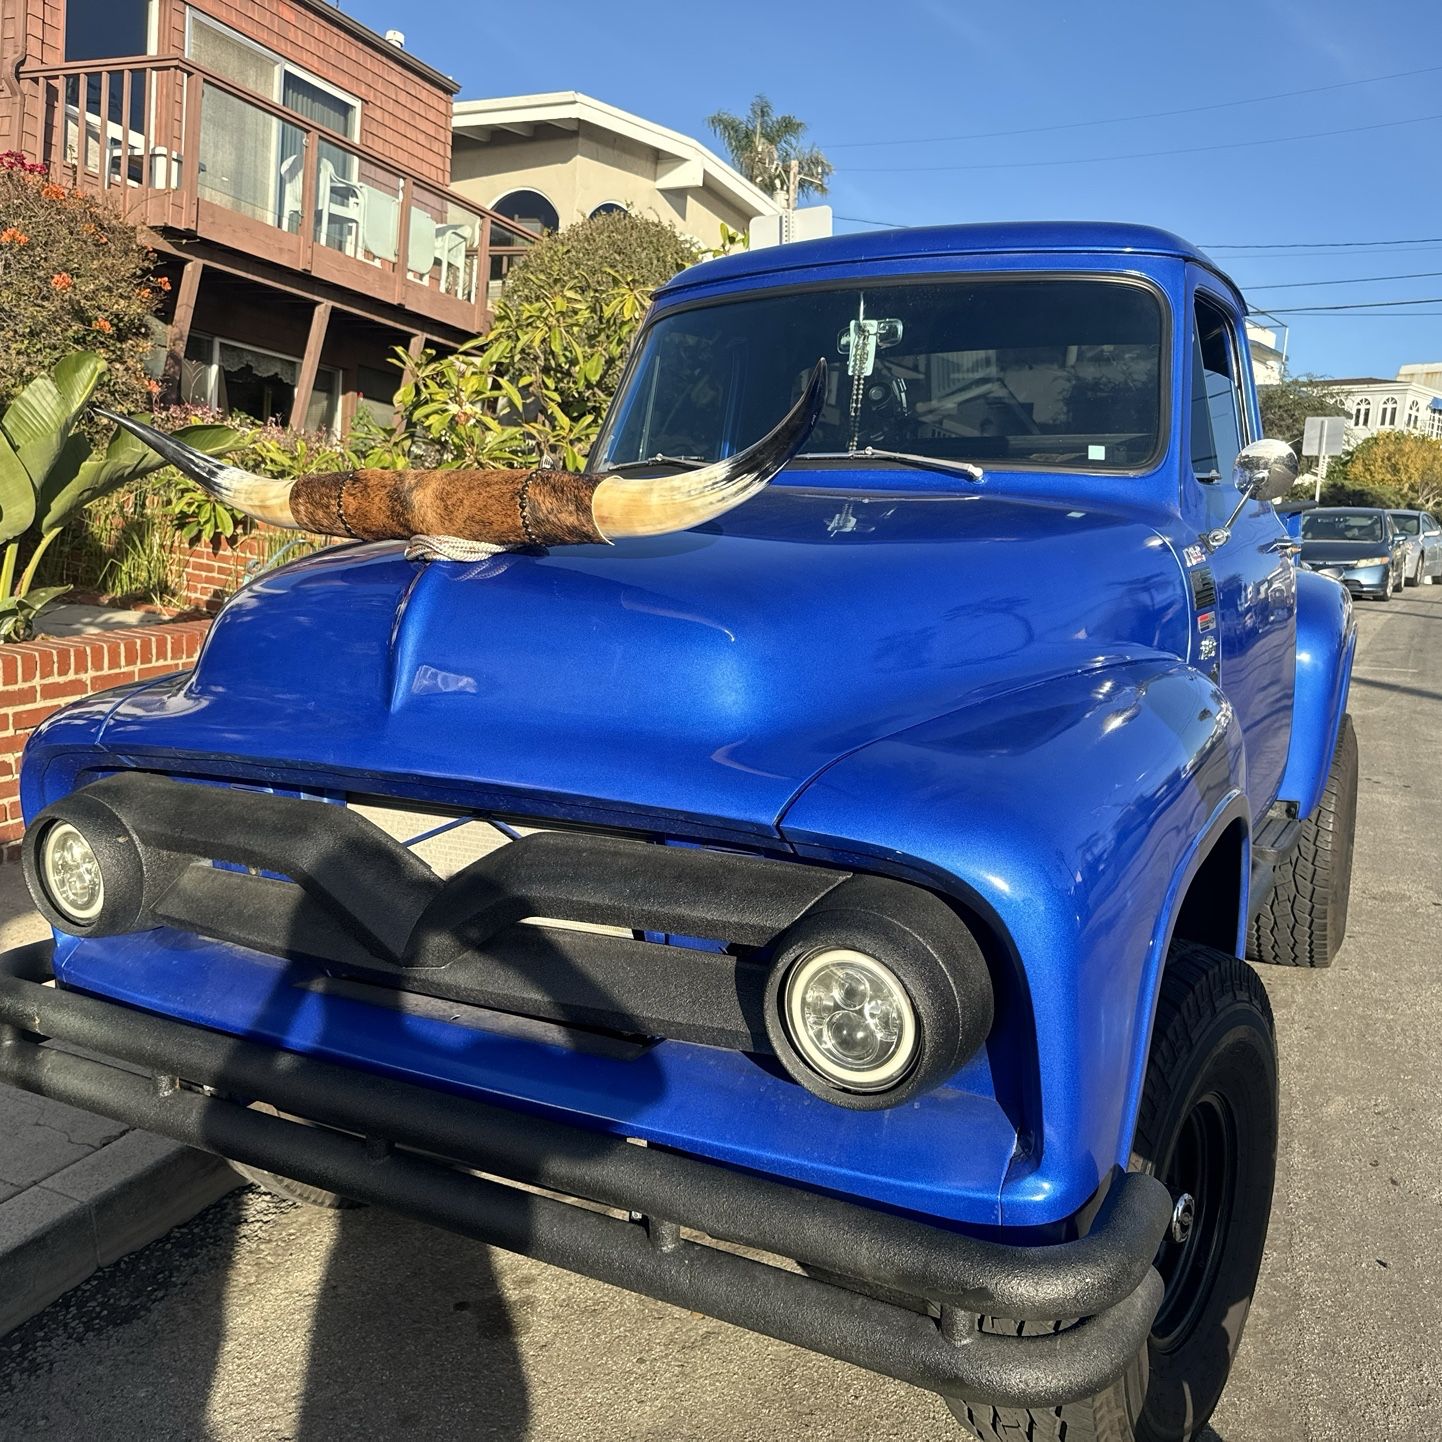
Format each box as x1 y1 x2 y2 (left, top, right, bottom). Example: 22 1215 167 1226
802 448 985 482
601 454 708 473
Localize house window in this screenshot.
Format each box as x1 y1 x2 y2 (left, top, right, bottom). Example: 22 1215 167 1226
185 12 360 138
1380 395 1398 427
1352 397 1372 427
1431 408 1442 439
65 0 152 61
179 333 339 432
1406 398 1421 429
590 202 627 219
186 11 361 233
492 189 560 235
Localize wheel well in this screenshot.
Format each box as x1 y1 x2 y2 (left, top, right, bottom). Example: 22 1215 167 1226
1170 819 1246 956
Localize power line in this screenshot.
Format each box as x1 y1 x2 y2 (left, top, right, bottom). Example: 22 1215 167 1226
843 110 1442 173
1262 295 1442 313
1207 235 1442 250
822 63 1442 149
1217 244 1442 261
1247 269 1442 291
834 214 904 228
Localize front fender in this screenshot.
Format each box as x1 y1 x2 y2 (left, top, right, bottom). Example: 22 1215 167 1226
1276 569 1356 820
779 657 1247 1227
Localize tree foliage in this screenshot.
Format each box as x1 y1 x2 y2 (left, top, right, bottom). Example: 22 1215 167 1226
0 152 165 419
1323 429 1442 511
1258 374 1351 452
708 94 833 201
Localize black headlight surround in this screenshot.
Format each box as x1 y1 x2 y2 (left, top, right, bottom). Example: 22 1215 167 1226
22 786 175 936
763 876 994 1110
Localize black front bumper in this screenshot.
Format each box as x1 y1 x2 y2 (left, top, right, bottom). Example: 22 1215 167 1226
0 940 1168 1409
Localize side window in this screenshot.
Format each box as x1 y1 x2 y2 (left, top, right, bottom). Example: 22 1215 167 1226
1190 296 1246 479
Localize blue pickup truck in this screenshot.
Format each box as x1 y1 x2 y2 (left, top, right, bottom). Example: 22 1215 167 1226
0 223 1358 1442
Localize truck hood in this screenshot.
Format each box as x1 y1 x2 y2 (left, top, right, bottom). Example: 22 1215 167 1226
98 484 1190 838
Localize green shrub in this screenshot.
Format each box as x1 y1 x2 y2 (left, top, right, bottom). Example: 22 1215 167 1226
0 152 165 420
501 209 699 311
395 278 652 471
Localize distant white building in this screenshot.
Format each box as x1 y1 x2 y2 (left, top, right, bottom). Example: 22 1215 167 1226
1327 365 1442 441
1246 323 1285 387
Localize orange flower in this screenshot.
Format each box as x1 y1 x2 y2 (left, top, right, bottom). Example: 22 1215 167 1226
135 285 152 302
93 316 113 333
41 182 66 201
156 275 172 292
146 378 161 395
50 271 74 290
0 227 28 246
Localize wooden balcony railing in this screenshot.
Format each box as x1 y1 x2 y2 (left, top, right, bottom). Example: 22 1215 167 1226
17 56 534 334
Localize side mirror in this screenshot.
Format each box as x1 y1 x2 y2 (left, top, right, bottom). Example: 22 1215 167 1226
1232 439 1299 504
1206 439 1301 551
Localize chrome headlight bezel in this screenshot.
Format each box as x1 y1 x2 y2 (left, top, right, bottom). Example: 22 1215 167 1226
38 820 106 924
781 946 920 1093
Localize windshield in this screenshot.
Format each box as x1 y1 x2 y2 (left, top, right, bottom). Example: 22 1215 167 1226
1389 512 1420 535
596 278 1165 475
1301 512 1384 542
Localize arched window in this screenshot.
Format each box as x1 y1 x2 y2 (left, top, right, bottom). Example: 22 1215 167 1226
1431 409 1442 439
1407 398 1422 429
1380 395 1398 427
590 202 626 219
1353 397 1372 427
491 188 559 236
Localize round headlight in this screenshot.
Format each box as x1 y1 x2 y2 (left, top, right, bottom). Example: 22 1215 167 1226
782 947 918 1092
39 821 105 924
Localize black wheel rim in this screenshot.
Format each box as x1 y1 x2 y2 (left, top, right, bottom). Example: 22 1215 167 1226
1151 1091 1237 1352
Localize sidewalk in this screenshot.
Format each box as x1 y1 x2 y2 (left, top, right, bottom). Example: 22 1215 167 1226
0 864 237 1337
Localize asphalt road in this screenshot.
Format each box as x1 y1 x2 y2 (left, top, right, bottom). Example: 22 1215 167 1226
2 585 1440 1442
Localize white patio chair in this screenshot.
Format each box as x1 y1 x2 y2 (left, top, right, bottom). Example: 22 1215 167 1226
317 158 364 255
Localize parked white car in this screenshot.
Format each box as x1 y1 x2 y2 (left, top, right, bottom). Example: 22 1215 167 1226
1389 510 1442 586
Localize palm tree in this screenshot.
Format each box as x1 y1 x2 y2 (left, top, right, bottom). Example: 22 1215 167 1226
707 95 833 205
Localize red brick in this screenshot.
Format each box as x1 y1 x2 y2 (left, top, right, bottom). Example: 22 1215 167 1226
0 682 38 711
39 678 89 702
9 704 59 731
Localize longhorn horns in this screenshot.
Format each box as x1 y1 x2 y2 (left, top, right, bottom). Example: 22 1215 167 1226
95 359 826 549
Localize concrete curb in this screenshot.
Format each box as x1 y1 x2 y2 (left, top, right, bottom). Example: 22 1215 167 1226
0 1128 239 1338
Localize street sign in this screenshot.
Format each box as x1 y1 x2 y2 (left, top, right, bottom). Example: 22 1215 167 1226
1302 416 1347 458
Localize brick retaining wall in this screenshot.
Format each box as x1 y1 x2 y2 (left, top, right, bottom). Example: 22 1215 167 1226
0 621 211 859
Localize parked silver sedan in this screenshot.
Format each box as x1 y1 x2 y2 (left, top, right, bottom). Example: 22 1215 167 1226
1389 510 1442 586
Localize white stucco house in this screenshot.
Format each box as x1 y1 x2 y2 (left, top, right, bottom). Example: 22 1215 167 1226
449 92 785 255
1328 365 1442 442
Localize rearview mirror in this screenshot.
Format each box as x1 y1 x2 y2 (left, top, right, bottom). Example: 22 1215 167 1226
1233 439 1299 504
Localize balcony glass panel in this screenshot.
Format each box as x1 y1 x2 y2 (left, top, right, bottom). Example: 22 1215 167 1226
406 184 483 302
488 219 535 300
312 144 401 264
198 85 284 226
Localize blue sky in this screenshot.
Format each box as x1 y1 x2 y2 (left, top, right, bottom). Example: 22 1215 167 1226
348 0 1441 381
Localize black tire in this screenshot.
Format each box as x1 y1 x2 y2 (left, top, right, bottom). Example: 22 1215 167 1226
950 944 1278 1442
1249 713 1357 968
